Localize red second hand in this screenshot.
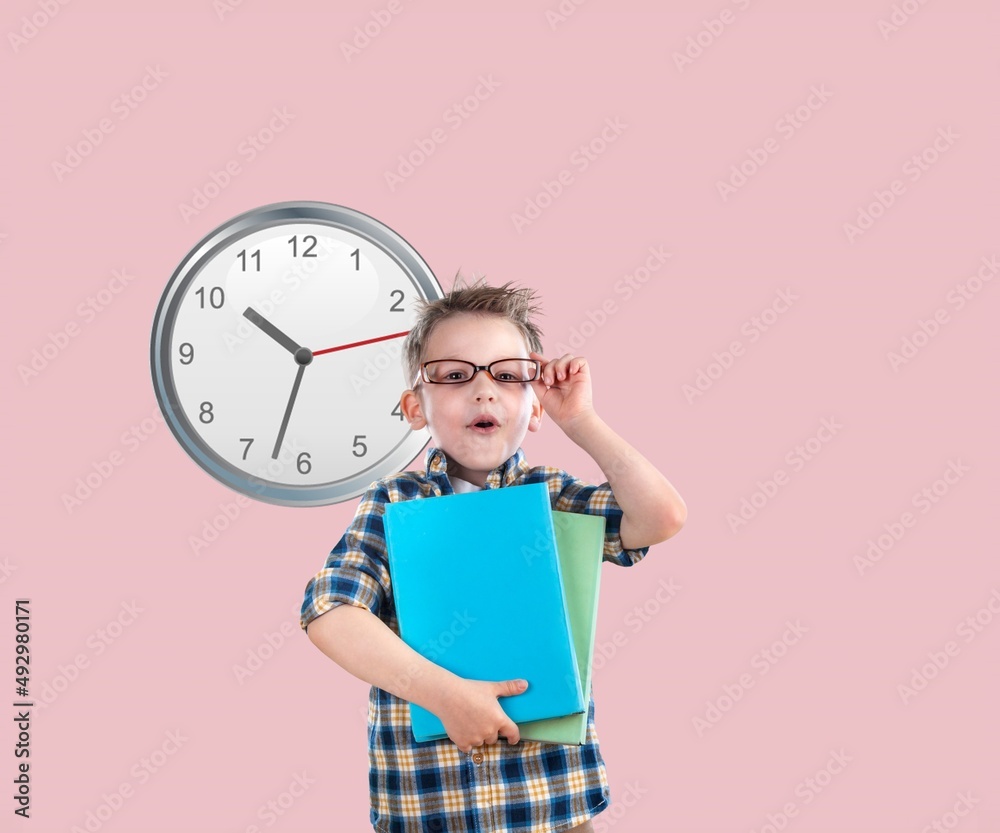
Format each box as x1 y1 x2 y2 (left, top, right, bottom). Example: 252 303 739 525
311 330 410 356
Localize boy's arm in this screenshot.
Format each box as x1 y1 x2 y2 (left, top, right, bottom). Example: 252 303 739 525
307 604 458 714
307 605 529 752
529 351 686 551
564 412 687 550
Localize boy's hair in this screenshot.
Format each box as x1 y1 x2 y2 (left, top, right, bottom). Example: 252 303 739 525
402 272 545 387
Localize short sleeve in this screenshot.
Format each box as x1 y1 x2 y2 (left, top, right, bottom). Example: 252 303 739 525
552 474 650 567
299 482 392 632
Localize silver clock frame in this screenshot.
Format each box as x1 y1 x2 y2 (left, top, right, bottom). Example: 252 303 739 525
150 201 442 507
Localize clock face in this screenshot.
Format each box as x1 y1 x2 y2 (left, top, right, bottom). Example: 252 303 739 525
150 202 442 506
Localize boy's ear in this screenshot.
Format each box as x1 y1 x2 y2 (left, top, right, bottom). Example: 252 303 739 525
527 393 543 433
400 388 427 430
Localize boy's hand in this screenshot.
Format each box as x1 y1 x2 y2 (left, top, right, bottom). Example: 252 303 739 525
433 676 528 754
529 351 595 433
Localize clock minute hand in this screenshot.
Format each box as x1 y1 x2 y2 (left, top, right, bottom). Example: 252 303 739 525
272 363 306 459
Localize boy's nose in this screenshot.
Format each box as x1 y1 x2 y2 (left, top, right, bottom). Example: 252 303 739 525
469 371 498 397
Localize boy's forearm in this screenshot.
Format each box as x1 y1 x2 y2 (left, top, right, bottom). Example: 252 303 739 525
564 411 687 545
306 604 459 714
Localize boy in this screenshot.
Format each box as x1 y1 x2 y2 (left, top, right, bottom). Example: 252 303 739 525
300 278 686 832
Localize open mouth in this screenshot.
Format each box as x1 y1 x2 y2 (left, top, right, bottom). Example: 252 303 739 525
469 417 499 434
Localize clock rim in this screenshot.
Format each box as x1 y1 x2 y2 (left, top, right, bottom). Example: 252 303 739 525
150 200 442 507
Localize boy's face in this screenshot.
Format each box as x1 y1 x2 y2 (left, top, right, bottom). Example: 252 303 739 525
400 313 543 487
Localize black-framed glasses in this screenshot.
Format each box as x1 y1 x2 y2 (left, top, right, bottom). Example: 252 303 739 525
414 358 541 385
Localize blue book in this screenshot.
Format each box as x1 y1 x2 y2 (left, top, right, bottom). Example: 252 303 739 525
383 482 585 743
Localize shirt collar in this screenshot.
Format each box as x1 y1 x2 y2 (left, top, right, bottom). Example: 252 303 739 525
424 446 529 489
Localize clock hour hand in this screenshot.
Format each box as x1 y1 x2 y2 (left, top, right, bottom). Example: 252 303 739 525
243 307 307 356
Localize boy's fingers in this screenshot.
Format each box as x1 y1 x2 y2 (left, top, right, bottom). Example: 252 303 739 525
501 720 520 745
549 354 577 381
495 678 528 696
529 352 548 381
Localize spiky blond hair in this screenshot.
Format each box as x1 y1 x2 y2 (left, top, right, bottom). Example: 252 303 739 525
402 272 545 387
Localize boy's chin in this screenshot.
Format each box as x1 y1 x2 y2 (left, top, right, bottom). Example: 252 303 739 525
435 434 513 466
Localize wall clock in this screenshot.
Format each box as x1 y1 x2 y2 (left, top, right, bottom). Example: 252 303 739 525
150 201 442 506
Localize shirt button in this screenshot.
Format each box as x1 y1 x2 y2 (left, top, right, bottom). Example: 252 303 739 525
472 752 484 764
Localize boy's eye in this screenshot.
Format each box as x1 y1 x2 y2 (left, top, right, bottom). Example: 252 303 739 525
444 371 469 381
495 372 517 381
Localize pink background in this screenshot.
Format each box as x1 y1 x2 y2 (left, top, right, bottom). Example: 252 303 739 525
3 1 998 831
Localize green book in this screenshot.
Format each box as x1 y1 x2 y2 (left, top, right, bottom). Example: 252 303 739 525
517 510 605 745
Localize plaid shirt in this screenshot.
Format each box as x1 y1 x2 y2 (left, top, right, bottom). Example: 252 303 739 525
300 445 650 833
